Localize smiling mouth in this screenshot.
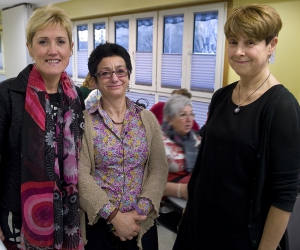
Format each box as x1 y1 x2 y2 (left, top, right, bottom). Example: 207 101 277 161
108 84 122 87
235 60 249 63
46 59 60 63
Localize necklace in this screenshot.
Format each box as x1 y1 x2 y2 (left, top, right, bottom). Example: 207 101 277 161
234 72 271 114
111 118 124 125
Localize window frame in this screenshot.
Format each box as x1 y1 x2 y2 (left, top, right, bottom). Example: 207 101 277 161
185 3 227 99
73 17 108 84
131 12 158 92
156 3 227 100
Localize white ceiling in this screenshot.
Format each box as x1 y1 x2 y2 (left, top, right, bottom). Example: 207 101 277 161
0 0 70 10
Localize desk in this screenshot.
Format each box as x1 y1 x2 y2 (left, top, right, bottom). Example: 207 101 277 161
167 196 187 209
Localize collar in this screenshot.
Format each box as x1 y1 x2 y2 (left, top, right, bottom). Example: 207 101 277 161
87 96 142 116
8 64 34 93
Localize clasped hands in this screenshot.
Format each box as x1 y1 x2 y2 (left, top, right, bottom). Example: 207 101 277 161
110 210 147 241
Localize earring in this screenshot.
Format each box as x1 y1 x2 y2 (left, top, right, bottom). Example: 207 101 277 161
127 84 130 92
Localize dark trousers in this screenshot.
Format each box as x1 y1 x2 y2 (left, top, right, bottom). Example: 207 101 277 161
85 217 158 250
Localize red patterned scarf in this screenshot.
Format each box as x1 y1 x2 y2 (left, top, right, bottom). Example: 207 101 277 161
20 65 84 250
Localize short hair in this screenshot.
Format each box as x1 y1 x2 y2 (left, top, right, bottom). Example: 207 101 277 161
88 42 132 80
224 4 282 45
163 95 192 122
171 88 192 99
26 5 73 47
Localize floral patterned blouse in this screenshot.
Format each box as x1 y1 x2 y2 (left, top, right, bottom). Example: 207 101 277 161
87 98 153 219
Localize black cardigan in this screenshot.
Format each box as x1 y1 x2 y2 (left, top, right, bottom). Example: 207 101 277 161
0 64 85 212
185 83 300 248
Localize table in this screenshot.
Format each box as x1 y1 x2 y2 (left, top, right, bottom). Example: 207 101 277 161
167 196 187 209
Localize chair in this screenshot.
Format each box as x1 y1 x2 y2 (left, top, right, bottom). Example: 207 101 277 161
156 199 183 233
281 194 300 250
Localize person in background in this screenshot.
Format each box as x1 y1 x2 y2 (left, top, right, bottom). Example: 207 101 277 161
80 72 97 100
78 42 168 250
150 88 200 132
158 95 200 232
0 5 85 250
162 95 200 199
173 4 300 250
84 88 101 110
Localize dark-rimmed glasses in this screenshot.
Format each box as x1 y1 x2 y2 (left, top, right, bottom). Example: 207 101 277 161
94 68 130 79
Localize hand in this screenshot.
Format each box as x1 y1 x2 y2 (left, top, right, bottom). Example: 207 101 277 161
0 226 5 241
111 210 147 241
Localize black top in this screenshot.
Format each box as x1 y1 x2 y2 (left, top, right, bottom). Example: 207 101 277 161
173 83 300 250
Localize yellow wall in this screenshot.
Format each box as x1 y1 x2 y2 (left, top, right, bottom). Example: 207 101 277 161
55 0 300 100
56 0 225 19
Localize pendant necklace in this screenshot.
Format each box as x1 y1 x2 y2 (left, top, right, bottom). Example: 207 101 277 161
234 72 271 114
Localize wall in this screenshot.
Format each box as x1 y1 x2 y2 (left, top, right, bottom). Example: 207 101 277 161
56 0 225 19
55 0 300 101
2 4 33 79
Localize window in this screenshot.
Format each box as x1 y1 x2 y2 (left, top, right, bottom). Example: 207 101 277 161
135 17 154 87
71 3 226 126
94 22 106 48
191 12 218 92
115 20 129 50
161 14 184 89
131 12 157 92
77 24 89 78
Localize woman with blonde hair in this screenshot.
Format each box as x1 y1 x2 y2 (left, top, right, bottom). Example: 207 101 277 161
80 73 96 100
0 5 84 250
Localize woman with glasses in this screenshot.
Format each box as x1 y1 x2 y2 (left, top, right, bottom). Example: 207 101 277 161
78 42 168 250
149 88 200 132
158 95 200 232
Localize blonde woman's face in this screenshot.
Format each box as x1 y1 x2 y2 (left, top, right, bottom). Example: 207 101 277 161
27 24 73 80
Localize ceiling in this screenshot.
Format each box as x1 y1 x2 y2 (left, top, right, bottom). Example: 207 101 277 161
0 0 70 10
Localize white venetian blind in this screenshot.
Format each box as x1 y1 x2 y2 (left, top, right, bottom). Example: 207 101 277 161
161 54 182 88
190 54 216 92
135 52 153 85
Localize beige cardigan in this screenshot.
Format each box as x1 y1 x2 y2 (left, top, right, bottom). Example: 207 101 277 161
79 109 168 249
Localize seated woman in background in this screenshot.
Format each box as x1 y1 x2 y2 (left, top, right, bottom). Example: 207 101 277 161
79 73 96 99
150 88 200 132
158 95 201 232
78 42 168 250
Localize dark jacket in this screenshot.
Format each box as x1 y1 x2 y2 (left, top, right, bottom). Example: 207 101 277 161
203 84 300 247
0 64 84 212
174 83 300 249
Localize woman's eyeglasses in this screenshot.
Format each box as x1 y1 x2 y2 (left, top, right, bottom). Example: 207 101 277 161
178 112 196 120
94 69 130 79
